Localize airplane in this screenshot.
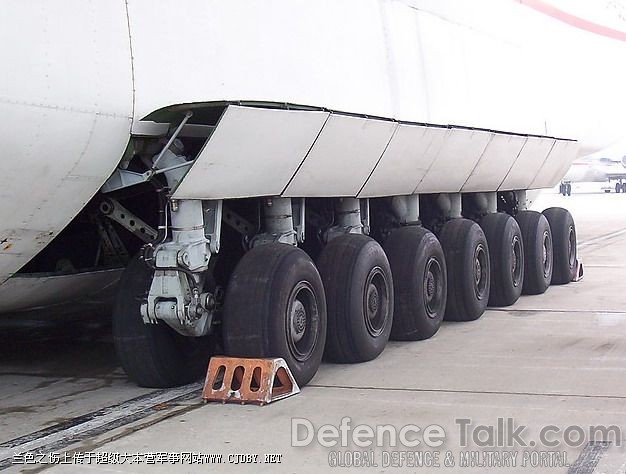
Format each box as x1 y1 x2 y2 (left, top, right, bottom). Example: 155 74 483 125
559 156 626 195
1 0 626 388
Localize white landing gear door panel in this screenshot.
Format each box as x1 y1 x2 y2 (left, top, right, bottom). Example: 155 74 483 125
498 137 556 191
282 114 397 198
529 140 580 189
172 106 329 200
359 124 447 198
461 134 528 193
415 128 493 194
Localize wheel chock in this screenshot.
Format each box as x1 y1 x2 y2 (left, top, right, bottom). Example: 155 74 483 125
572 257 584 282
202 357 300 405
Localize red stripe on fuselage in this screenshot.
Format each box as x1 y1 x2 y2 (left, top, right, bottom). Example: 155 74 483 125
518 0 626 42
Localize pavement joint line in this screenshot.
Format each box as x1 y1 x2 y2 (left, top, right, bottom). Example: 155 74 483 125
488 308 626 314
307 384 626 401
582 264 626 268
578 227 626 248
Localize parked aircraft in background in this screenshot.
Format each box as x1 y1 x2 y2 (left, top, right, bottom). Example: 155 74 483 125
560 155 626 195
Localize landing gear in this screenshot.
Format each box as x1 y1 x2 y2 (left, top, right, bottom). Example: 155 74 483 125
616 182 621 194
222 243 326 386
515 210 553 295
480 213 524 307
543 207 577 284
384 226 447 341
112 256 214 388
439 219 490 322
317 234 394 363
559 183 571 196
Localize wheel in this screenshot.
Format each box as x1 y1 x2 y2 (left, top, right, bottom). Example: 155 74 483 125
515 210 553 295
222 243 326 387
317 234 393 363
566 183 572 196
113 256 214 388
559 183 566 196
439 219 490 322
480 213 524 307
616 182 621 193
621 183 626 193
384 226 447 341
542 207 577 285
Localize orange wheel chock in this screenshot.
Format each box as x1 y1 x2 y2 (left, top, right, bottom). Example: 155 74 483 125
202 356 300 406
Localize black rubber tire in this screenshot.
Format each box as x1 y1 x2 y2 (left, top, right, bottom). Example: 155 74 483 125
566 183 572 196
113 256 214 388
616 183 621 194
515 210 553 295
543 207 577 285
480 213 524 307
222 243 326 387
317 234 394 363
439 219 490 322
384 226 446 341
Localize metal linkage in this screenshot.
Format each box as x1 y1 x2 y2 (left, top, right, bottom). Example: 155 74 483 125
149 111 193 176
101 111 194 194
324 198 370 242
99 198 158 243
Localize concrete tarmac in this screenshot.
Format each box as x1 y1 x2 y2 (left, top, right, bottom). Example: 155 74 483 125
2 186 626 473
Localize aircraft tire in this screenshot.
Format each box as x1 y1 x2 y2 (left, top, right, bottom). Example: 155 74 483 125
543 207 577 285
515 210 553 295
317 234 393 363
113 255 214 388
480 213 524 307
384 226 446 341
616 182 621 194
223 243 326 387
439 219 490 322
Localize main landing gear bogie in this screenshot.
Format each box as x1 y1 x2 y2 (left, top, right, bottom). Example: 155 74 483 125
113 193 579 389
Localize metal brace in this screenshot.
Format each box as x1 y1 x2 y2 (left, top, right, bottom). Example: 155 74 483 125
292 198 306 244
91 214 129 266
101 111 194 193
99 198 158 243
203 200 223 254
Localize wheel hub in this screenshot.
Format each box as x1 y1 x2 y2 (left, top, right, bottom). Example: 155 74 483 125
568 225 576 267
473 244 488 299
542 230 552 277
367 285 380 317
423 257 443 318
511 235 522 286
285 281 319 362
290 300 307 343
426 272 436 299
363 267 389 337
